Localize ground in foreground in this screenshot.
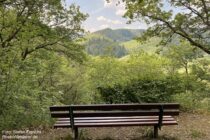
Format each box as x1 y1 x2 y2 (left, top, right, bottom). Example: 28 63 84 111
40 112 210 140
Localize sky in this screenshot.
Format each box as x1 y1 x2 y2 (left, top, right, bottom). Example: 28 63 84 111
65 0 149 32
65 0 183 32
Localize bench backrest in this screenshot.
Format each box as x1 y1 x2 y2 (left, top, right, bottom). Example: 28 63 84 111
50 103 179 118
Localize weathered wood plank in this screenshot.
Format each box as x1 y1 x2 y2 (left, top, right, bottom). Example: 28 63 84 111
56 118 175 124
54 120 178 128
50 103 179 111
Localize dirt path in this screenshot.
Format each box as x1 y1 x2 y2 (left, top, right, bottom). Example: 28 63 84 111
40 112 210 140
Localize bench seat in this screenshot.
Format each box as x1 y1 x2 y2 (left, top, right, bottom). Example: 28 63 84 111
54 116 177 128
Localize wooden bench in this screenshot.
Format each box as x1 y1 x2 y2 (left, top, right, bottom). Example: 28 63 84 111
50 103 179 139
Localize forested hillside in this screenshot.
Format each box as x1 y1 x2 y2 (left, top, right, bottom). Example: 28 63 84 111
84 33 128 58
84 28 145 57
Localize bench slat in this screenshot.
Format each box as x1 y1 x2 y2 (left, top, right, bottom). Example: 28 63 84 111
76 121 178 127
74 110 180 117
51 110 179 118
55 117 175 124
57 116 172 121
54 120 178 128
50 103 179 111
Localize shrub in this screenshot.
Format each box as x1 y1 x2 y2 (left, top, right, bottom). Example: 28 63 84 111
98 77 183 103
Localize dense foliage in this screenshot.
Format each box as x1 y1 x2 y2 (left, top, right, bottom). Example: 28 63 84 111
0 0 87 130
85 35 128 58
0 0 210 133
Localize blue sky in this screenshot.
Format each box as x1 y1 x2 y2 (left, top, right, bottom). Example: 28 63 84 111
65 0 148 32
65 0 182 32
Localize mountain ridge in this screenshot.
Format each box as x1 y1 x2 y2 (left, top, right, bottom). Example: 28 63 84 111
93 28 144 42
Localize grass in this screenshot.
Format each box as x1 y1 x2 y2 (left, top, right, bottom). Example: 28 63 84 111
190 129 206 139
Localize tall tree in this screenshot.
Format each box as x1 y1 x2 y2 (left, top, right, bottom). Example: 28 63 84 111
0 0 88 130
164 41 202 75
0 0 87 61
122 0 210 54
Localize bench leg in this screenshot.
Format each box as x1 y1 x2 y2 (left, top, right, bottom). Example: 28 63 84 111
154 125 158 138
74 127 79 140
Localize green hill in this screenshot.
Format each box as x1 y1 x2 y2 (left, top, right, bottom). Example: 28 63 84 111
83 28 160 57
121 37 161 54
93 28 144 42
84 33 128 58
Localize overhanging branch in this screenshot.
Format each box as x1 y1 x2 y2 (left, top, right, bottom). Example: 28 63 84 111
145 14 210 54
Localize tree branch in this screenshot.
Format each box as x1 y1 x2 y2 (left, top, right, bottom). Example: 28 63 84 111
1 0 35 48
146 14 210 54
21 41 59 60
2 27 22 48
177 0 210 28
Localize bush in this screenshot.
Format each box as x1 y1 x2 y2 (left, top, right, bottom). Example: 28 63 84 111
173 92 210 112
98 77 184 103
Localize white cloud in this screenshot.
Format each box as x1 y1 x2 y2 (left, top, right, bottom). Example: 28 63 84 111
104 0 116 7
116 9 126 16
115 2 126 16
112 20 122 24
97 16 122 25
97 16 107 21
100 24 109 29
110 19 122 24
103 0 126 16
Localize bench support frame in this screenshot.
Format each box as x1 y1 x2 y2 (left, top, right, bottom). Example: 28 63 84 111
154 125 158 138
73 126 159 139
74 127 78 140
